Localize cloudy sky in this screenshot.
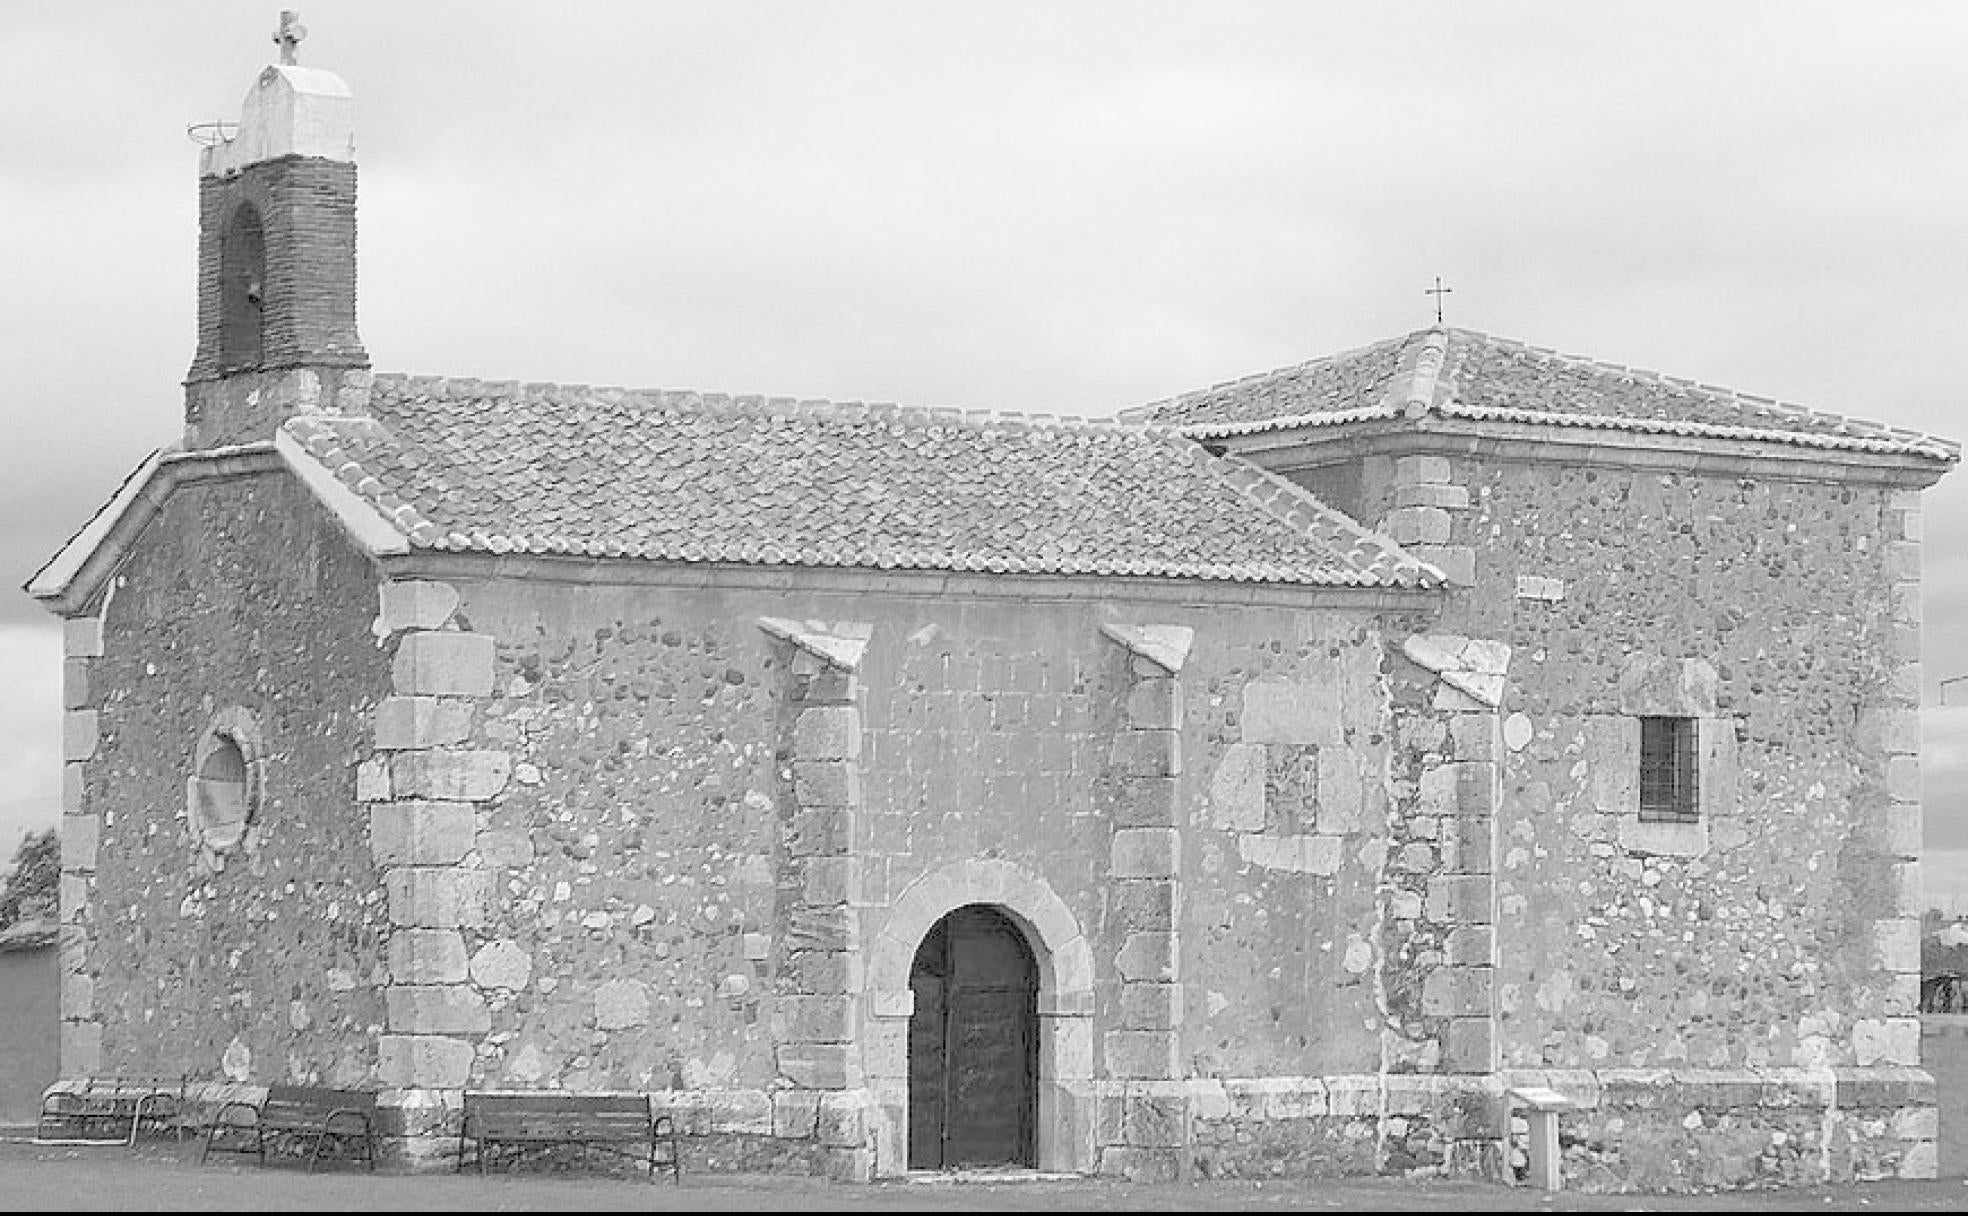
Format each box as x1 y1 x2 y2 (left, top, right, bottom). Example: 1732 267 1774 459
3 2 1967 893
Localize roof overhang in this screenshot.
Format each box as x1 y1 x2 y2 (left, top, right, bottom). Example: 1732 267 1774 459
24 431 409 618
1206 413 1956 489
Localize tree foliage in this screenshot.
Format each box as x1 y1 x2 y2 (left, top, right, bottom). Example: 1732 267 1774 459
0 828 58 931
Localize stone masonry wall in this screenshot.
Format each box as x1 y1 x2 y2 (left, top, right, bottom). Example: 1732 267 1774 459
1358 449 1933 1186
65 472 390 1088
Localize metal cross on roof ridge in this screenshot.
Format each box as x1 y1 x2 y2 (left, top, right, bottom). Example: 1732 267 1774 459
1425 276 1453 325
274 11 306 66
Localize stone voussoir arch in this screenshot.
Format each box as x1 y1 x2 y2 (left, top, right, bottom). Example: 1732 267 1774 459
863 857 1097 1177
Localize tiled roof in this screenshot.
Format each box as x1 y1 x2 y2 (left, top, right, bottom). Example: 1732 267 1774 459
1125 327 1960 462
279 375 1441 588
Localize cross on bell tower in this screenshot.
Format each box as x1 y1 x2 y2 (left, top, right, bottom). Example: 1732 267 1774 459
274 11 306 66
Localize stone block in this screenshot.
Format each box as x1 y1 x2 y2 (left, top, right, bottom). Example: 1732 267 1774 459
785 949 862 993
1396 482 1469 509
1111 828 1178 878
1241 681 1342 746
1852 1018 1921 1067
813 1091 870 1148
777 1043 860 1089
1445 816 1495 876
1388 505 1452 546
595 978 651 1031
1103 1030 1178 1079
1126 678 1182 730
370 801 477 866
1122 1092 1187 1148
1886 755 1920 803
62 617 104 659
389 750 512 801
1112 880 1175 933
772 1090 822 1139
1409 544 1475 586
1857 801 1921 859
1426 874 1493 925
1422 966 1493 1018
378 580 460 634
474 828 534 868
793 760 861 808
1449 715 1499 763
1395 455 1453 485
1892 1104 1940 1141
788 808 854 856
60 1020 102 1075
60 814 98 874
775 994 855 1043
1443 1016 1496 1073
1116 775 1180 829
469 939 532 990
392 631 495 697
60 972 94 1020
355 757 391 803
793 707 861 760
377 1035 474 1088
1120 982 1182 1030
1872 918 1921 973
1833 1065 1934 1108
373 697 474 750
62 711 98 763
785 905 858 952
1236 832 1340 874
1444 925 1494 967
62 658 89 711
388 929 468 984
62 763 83 814
385 985 491 1035
1857 707 1921 757
1110 729 1180 778
58 873 87 923
803 855 862 905
1115 933 1177 983
1316 748 1365 834
1324 1075 1379 1118
385 867 491 929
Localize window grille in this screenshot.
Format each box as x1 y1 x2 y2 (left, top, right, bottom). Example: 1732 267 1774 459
1638 716 1698 822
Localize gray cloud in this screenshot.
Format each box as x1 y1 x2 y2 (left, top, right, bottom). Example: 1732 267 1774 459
6 2 1968 848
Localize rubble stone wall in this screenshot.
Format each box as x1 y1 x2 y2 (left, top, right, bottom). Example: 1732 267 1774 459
70 471 391 1088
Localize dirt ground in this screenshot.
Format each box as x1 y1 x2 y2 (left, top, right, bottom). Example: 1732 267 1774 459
2 1135 1965 1213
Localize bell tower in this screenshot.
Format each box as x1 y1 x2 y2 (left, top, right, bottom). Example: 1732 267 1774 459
184 12 369 448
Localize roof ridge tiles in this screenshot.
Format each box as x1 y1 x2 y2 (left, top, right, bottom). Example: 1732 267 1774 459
1121 329 1419 422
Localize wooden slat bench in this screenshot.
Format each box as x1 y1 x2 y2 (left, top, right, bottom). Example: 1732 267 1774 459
35 1074 192 1146
458 1091 679 1182
200 1085 378 1172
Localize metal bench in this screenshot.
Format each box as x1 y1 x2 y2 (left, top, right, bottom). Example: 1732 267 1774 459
200 1085 377 1171
35 1074 192 1146
458 1091 679 1182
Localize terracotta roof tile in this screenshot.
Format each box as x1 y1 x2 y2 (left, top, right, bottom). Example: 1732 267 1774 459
1126 326 1959 462
281 376 1440 589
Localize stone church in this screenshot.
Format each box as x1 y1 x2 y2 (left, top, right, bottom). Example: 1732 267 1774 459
26 29 1959 1192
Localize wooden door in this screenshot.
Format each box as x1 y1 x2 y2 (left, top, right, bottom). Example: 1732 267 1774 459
906 905 1037 1169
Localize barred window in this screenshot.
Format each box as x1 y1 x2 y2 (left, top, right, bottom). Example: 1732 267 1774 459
1638 716 1698 823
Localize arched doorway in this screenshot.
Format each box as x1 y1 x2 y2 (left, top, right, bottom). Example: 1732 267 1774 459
907 904 1038 1170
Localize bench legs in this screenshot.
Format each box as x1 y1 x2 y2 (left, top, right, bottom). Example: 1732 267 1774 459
1524 1108 1562 1192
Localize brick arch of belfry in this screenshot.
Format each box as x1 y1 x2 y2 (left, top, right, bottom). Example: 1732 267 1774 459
862 858 1096 1177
